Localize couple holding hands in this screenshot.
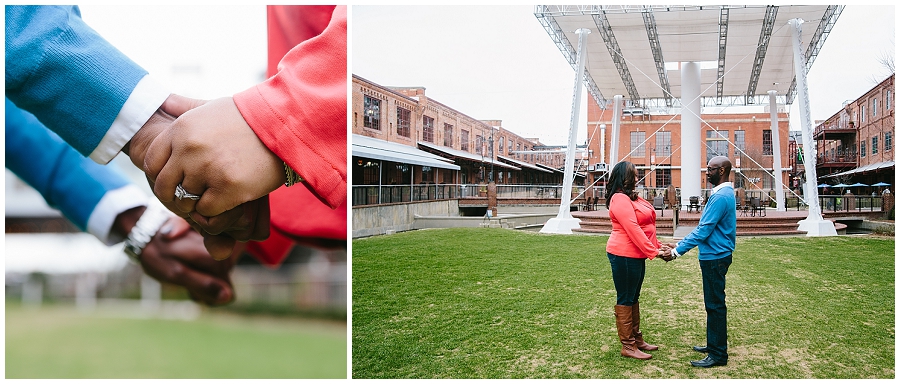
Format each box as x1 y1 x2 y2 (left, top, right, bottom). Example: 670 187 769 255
6 5 347 305
604 157 736 368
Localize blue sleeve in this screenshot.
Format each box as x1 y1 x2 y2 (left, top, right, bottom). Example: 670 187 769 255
4 98 132 231
5 5 147 156
676 192 727 255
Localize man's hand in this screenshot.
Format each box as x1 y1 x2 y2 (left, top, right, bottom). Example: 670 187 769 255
144 217 239 305
143 97 285 218
112 207 238 306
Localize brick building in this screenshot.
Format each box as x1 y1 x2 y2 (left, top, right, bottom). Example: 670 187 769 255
352 74 568 200
814 74 894 190
584 100 791 198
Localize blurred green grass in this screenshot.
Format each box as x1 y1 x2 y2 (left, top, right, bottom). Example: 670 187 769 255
5 303 346 378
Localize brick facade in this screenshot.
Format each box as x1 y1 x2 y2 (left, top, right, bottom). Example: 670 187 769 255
352 75 563 185
585 100 791 193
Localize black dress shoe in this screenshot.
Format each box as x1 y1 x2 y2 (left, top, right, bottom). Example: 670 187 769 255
691 355 727 368
692 345 709 353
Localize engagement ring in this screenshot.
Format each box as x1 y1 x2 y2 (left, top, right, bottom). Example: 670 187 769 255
175 184 201 201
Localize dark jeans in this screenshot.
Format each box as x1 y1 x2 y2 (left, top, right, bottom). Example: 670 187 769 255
700 255 732 362
607 253 646 306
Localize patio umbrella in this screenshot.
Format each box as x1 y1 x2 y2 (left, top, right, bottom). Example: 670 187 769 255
817 183 831 188
849 182 868 188
832 183 850 188
871 182 891 187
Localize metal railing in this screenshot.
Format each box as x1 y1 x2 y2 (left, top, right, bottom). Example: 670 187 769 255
352 184 462 206
353 185 884 213
818 195 884 213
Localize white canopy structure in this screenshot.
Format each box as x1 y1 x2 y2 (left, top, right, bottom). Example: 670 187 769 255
534 5 843 109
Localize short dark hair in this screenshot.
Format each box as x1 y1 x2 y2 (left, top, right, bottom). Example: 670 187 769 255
606 161 638 208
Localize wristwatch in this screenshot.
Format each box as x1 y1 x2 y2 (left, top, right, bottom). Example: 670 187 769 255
123 202 172 263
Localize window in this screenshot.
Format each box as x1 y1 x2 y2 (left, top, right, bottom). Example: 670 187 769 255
516 143 521 159
421 166 433 184
707 129 729 161
655 131 671 157
860 141 866 157
872 136 878 154
444 123 454 147
636 167 646 187
461 130 469 151
887 90 892 110
886 131 892 151
762 174 773 190
655 167 671 187
861 105 866 123
508 139 513 154
873 98 878 117
734 130 746 151
763 130 773 155
630 131 646 157
422 116 434 143
475 135 483 156
396 107 410 137
498 137 505 154
363 95 381 130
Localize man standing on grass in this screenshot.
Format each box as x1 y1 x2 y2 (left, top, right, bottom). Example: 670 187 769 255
663 155 736 368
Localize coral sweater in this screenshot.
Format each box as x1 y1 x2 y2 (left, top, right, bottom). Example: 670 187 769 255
606 193 661 259
234 5 347 266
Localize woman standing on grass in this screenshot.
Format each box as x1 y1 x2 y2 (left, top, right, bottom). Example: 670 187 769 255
605 161 668 360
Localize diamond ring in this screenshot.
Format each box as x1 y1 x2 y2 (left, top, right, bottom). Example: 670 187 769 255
175 184 201 201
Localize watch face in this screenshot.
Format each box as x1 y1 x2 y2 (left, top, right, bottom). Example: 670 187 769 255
124 242 142 263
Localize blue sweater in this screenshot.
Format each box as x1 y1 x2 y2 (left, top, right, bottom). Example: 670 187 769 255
5 5 147 157
675 184 737 260
5 98 132 231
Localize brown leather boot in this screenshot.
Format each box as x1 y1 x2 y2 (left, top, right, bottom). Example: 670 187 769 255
632 302 658 351
615 305 652 360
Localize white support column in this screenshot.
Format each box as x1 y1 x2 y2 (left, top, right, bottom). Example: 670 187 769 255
542 28 590 234
599 124 606 168
789 18 836 236
680 62 702 208
609 96 623 166
769 90 786 211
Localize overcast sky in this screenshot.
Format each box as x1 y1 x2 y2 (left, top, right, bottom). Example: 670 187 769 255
353 5 895 146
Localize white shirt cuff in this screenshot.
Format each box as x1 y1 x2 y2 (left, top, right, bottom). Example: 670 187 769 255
89 75 170 164
86 184 148 245
672 246 682 259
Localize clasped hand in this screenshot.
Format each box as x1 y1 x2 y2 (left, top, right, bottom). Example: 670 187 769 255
657 242 678 262
128 94 286 260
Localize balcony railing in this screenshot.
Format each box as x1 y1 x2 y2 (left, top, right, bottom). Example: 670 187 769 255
816 150 857 166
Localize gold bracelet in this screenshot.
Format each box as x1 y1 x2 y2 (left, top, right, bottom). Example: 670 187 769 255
284 162 303 187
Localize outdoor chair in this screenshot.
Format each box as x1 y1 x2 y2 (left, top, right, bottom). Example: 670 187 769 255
688 196 701 213
740 198 751 216
750 197 766 217
653 196 665 217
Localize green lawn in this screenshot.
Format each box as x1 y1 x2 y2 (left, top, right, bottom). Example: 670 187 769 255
6 304 346 378
352 228 895 379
